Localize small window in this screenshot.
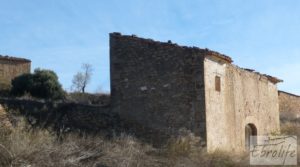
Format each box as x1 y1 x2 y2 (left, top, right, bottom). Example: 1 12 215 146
0 69 3 77
215 76 221 92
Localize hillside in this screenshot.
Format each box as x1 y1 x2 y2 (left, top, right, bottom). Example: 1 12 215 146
0 101 299 167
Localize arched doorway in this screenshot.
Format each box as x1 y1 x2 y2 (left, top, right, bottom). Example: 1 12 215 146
245 123 257 150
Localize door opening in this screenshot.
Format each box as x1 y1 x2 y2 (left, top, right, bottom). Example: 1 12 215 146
245 123 257 150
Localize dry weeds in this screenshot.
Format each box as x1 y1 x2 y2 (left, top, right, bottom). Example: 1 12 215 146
0 117 299 167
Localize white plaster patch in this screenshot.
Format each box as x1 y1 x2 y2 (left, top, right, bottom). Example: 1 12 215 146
163 84 170 88
140 86 147 91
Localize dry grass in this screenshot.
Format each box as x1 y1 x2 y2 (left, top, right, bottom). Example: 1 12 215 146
281 121 300 137
0 121 247 167
0 117 299 166
281 120 300 165
0 119 163 167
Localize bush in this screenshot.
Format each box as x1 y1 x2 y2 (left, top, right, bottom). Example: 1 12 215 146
10 74 33 96
11 69 65 99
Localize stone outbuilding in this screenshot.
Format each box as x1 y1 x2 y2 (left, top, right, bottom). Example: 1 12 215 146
278 91 300 119
109 33 282 152
0 55 31 90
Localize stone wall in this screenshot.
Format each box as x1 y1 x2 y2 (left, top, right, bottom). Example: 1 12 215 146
110 33 207 142
278 91 300 120
0 57 31 90
204 58 280 152
0 98 119 133
109 32 282 150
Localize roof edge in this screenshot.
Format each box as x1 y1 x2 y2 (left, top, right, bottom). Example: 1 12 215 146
110 32 233 63
110 32 281 84
278 90 300 97
0 55 31 63
241 68 283 84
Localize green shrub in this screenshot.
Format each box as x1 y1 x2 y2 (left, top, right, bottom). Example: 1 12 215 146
11 73 33 96
11 69 65 99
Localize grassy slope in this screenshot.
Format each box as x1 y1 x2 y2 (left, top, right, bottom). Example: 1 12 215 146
0 115 299 167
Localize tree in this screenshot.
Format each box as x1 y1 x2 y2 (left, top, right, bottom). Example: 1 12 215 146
11 68 65 99
71 63 93 93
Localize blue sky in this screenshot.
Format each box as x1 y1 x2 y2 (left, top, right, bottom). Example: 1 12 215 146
1 0 300 94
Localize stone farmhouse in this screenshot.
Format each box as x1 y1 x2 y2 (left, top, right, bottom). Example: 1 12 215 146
0 55 31 90
110 33 283 152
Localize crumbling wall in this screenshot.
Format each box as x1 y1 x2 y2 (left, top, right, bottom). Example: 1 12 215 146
0 98 119 133
110 33 207 142
109 32 281 150
0 60 31 89
278 91 300 120
204 58 280 152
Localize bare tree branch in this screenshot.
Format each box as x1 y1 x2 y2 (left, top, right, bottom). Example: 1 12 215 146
71 63 93 93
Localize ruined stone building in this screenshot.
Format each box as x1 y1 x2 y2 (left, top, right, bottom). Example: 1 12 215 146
279 91 300 119
110 33 282 152
0 55 31 90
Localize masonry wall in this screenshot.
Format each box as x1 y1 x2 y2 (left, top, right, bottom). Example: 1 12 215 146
204 58 280 152
0 61 31 89
110 33 207 142
0 98 118 132
278 91 300 119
